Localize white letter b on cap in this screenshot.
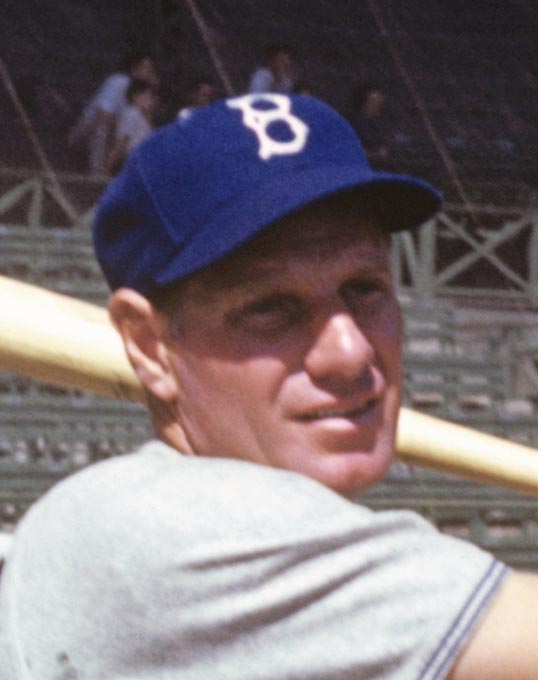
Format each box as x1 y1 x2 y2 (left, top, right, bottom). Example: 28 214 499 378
227 94 309 160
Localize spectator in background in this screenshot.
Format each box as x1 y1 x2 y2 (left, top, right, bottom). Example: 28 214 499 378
177 77 216 120
68 51 158 175
347 82 391 169
105 79 156 175
248 44 298 94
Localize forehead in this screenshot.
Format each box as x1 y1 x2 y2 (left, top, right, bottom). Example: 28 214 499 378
185 197 391 294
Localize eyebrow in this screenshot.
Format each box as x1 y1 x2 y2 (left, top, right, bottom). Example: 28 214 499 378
196 248 392 299
196 260 289 294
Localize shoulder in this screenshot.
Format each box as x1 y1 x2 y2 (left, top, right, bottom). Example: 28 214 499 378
7 442 503 598
94 72 129 111
248 67 273 93
117 105 143 129
99 72 129 93
15 439 502 583
177 106 193 120
10 444 494 559
18 440 183 520
0 445 507 679
7 443 415 560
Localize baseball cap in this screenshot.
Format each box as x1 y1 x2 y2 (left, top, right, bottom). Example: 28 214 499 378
93 93 441 294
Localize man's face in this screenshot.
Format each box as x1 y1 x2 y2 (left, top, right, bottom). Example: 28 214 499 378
135 89 156 117
161 202 403 496
272 50 292 73
365 90 385 117
132 57 158 85
191 83 215 108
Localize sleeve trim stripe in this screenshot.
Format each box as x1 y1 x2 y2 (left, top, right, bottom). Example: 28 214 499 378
419 560 510 680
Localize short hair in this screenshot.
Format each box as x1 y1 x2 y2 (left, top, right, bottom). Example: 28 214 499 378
186 76 213 94
265 43 295 61
126 78 153 104
121 50 154 74
350 81 383 111
147 279 187 338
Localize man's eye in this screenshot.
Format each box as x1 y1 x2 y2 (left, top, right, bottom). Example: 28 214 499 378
248 298 287 315
346 278 386 296
236 296 302 332
343 278 394 313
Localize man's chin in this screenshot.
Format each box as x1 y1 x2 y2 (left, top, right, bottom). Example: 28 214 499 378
289 445 394 498
326 459 392 497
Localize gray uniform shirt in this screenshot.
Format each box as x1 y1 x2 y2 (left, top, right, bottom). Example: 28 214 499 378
0 440 508 679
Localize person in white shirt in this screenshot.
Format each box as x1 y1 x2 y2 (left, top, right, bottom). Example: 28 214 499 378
106 79 156 175
177 76 216 121
248 44 298 94
68 51 158 175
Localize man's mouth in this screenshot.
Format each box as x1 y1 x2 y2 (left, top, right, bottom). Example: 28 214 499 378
298 399 377 421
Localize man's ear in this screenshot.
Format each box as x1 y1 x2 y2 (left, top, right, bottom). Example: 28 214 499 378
108 288 178 403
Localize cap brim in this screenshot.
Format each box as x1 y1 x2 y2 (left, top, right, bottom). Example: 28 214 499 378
156 164 441 288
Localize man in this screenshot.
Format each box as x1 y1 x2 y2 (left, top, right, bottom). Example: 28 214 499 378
105 78 157 175
347 81 391 169
68 51 158 175
0 94 537 679
248 44 298 94
177 76 217 120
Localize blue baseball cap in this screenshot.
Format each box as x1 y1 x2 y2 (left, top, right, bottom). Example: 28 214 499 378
93 94 441 294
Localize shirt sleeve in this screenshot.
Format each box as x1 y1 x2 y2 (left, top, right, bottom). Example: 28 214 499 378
93 73 129 116
115 106 138 139
248 67 274 93
0 443 509 680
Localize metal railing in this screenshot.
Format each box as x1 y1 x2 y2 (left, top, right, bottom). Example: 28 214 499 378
392 204 538 307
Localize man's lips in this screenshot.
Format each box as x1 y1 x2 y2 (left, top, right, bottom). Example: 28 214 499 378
295 398 378 422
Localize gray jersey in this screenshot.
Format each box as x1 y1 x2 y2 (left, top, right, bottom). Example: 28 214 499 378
0 440 507 679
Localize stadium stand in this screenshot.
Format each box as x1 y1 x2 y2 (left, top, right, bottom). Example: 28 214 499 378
2 1 537 200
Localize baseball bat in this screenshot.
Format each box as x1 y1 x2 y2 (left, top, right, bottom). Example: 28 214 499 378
1 274 538 495
0 274 143 403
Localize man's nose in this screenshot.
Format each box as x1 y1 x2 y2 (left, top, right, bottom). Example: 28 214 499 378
304 312 375 389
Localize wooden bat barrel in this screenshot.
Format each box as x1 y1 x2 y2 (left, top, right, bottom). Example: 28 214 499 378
0 274 143 402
